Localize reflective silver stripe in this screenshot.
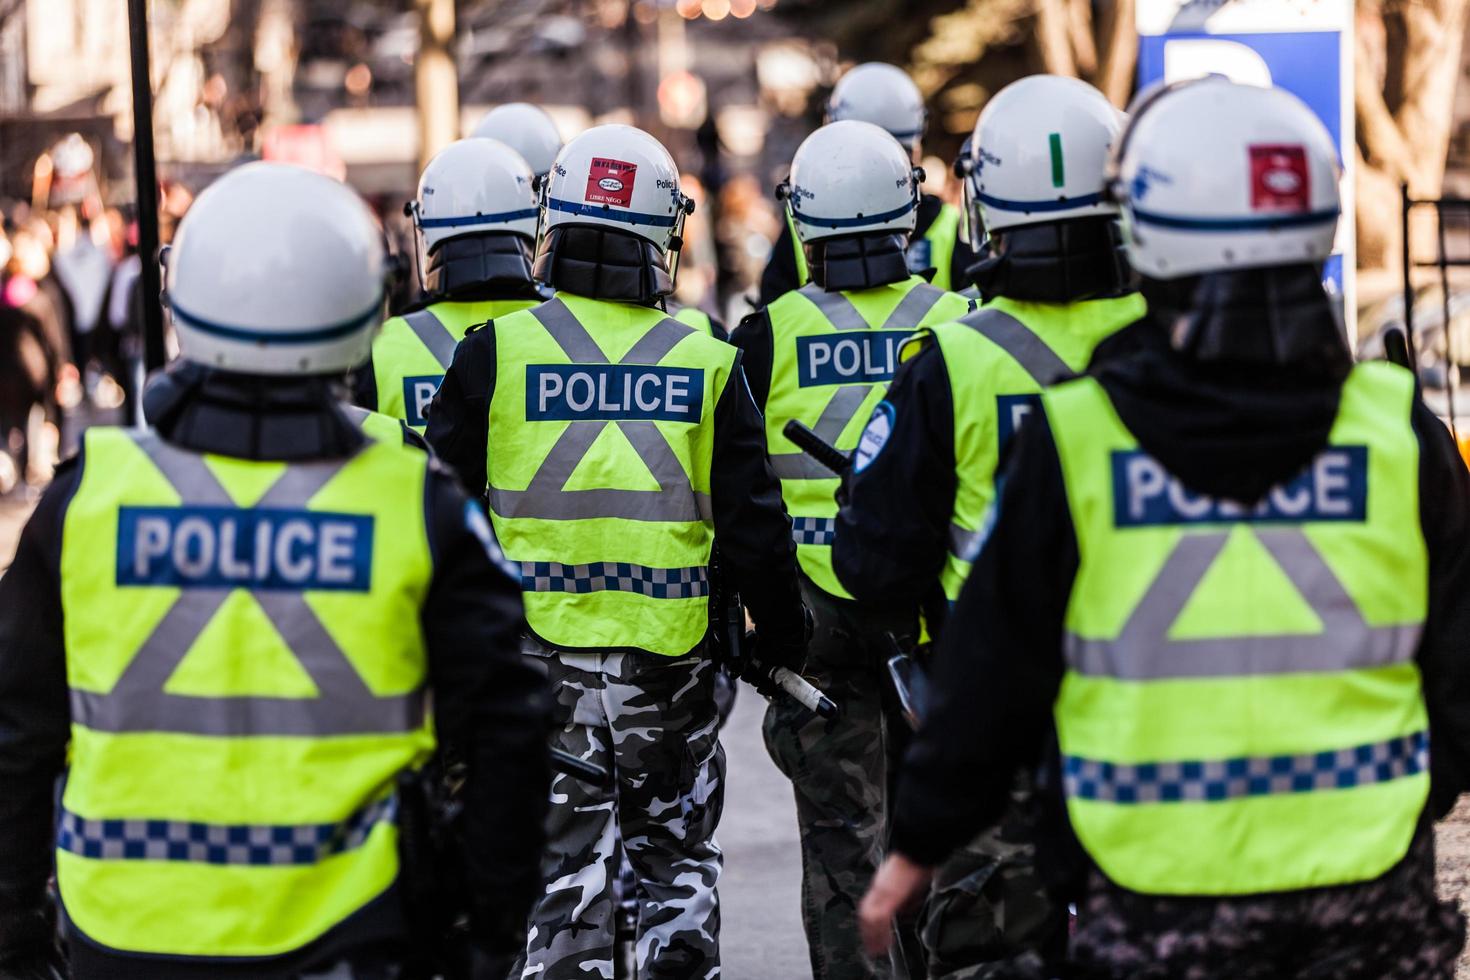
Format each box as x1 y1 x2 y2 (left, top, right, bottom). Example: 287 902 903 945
959 308 1071 385
797 281 949 332
490 298 711 524
1065 528 1423 681
72 431 426 737
948 522 981 561
780 284 950 481
798 283 869 332
403 309 458 370
881 283 947 330
341 405 372 429
768 453 835 480
56 795 396 865
1064 731 1428 804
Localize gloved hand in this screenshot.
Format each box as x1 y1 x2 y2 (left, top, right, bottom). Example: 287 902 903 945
747 605 814 677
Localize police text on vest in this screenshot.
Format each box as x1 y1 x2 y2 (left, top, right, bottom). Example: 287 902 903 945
117 506 375 591
1113 446 1369 527
797 331 913 387
526 364 705 422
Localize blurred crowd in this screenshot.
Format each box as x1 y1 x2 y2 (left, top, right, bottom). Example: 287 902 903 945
0 128 803 501
0 188 176 496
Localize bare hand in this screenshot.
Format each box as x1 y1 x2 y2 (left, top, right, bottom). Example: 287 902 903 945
858 853 934 957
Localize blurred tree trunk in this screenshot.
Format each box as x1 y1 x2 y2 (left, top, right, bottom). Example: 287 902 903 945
1032 0 1136 106
1357 0 1470 271
415 0 458 174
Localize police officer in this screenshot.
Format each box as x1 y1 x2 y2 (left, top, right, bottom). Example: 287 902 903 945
472 102 565 183
832 73 1139 978
0 163 551 979
758 62 974 304
732 118 970 979
426 124 808 979
354 137 546 432
860 78 1470 979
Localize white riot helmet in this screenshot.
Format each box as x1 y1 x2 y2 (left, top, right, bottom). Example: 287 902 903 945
471 103 564 179
166 162 386 376
1108 77 1340 279
784 120 921 245
826 63 927 152
409 138 538 260
964 75 1121 246
540 124 692 254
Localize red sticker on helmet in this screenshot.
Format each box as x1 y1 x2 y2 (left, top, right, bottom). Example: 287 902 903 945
1250 145 1309 213
586 158 637 208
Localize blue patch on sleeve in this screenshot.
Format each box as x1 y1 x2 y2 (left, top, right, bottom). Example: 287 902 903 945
853 401 896 474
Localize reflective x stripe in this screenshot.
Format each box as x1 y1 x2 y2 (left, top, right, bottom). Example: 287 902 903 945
521 560 708 598
403 309 458 370
1066 529 1423 681
1065 731 1428 804
57 795 395 865
71 432 426 737
490 298 712 523
770 283 949 481
959 308 1071 386
792 517 835 546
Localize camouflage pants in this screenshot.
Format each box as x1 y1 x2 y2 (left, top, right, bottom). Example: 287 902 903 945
763 584 905 980
1070 826 1465 979
918 773 1064 980
517 646 724 980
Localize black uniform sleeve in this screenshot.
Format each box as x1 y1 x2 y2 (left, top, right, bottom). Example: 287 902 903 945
349 360 378 412
420 462 550 952
950 232 976 294
832 341 957 608
711 353 806 649
728 310 774 411
425 324 497 498
0 459 79 951
758 217 802 308
890 415 1077 866
1411 400 1470 818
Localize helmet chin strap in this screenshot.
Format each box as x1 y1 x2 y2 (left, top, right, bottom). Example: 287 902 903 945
664 194 696 294
404 199 429 296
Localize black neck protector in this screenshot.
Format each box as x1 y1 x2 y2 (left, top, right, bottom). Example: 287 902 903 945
1142 264 1351 380
967 217 1131 304
533 225 672 304
807 232 913 292
423 232 541 302
143 360 365 461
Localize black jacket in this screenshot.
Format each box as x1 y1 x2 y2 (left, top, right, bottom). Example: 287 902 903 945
758 194 973 307
425 295 806 654
0 364 551 978
889 341 1470 879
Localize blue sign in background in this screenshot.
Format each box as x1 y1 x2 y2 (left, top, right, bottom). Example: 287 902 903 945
1138 31 1342 147
1137 29 1348 294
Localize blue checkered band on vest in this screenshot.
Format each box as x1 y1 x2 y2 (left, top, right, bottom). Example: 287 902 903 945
792 517 835 546
1064 731 1428 805
521 561 709 599
57 795 396 866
